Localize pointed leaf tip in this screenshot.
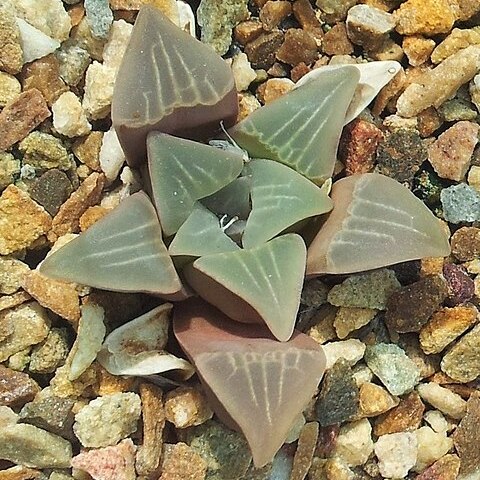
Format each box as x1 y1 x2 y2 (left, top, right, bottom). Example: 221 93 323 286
40 192 183 296
112 5 238 167
174 299 326 468
307 173 451 275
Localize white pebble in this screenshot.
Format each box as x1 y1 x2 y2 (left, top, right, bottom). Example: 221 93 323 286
374 432 417 479
99 127 125 183
322 339 366 369
414 426 453 472
416 382 466 420
52 91 91 138
16 18 60 64
231 52 257 92
334 418 373 467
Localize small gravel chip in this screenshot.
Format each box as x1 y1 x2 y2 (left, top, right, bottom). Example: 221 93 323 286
416 382 466 420
0 72 21 107
85 0 114 39
364 343 420 396
0 257 29 295
416 454 460 480
0 365 39 408
290 422 318 480
443 263 475 305
73 392 141 447
322 339 366 370
333 418 373 467
30 169 73 217
374 432 417 479
414 426 453 473
441 183 480 223
358 382 398 418
52 91 91 138
165 386 213 429
29 327 69 374
160 442 208 480
451 227 480 262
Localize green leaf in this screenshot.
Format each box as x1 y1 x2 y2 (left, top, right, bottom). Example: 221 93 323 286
228 67 360 185
242 159 333 248
169 203 240 257
40 192 183 296
184 234 307 341
147 132 244 236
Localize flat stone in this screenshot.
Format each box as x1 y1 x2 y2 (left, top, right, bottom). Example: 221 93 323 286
234 20 264 45
0 258 29 295
451 227 480 262
333 307 377 339
0 0 23 74
415 454 460 480
419 305 478 355
322 339 366 370
0 465 42 479
73 392 141 447
441 323 480 383
428 121 479 181
30 169 73 216
19 132 70 173
385 275 448 333
159 442 207 480
99 127 125 183
0 291 31 313
0 89 50 151
453 392 480 478
0 365 39 408
245 31 284 70
416 382 466 420
0 152 20 191
184 420 252 480
16 17 60 65
197 0 249 55
276 29 318 66
402 35 435 67
49 172 105 242
364 343 420 396
322 23 353 56
333 418 373 467
423 409 450 434
29 328 69 374
414 426 453 473
259 1 292 31
374 432 417 478
439 97 478 122
328 269 401 310
0 302 50 362
165 386 213 429
358 382 398 418
290 422 318 480
441 183 480 223
0 72 21 107
22 270 80 323
71 438 136 480
19 396 74 439
52 91 91 138
0 422 72 468
397 46 480 117
316 359 360 426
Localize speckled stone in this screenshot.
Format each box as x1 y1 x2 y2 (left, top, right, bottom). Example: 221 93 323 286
290 422 318 480
402 35 435 67
30 169 73 217
358 382 399 418
441 183 480 223
374 432 417 478
259 1 292 30
328 269 401 310
29 328 69 374
233 20 263 45
19 132 70 173
333 418 373 467
0 152 20 191
316 0 357 23
453 392 480 478
415 454 460 480
321 23 353 56
0 72 21 108
417 382 466 420
438 97 478 122
322 339 366 370
197 0 249 55
334 307 377 339
0 365 39 408
160 442 208 480
0 0 23 74
451 227 480 262
316 359 360 426
432 28 480 65
276 29 318 66
385 275 448 333
165 386 213 429
245 31 284 69
292 0 323 44
184 420 252 480
364 343 420 396
0 257 29 295
443 263 475 305
441 323 480 383
84 0 113 39
375 129 427 183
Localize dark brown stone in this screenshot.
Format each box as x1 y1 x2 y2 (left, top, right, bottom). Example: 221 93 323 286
290 62 311 82
30 169 73 216
451 227 480 262
322 23 354 56
259 0 292 31
276 29 318 66
0 365 40 408
292 0 324 43
233 20 264 45
245 31 285 69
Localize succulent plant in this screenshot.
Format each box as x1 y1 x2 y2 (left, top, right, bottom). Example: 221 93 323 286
40 5 450 468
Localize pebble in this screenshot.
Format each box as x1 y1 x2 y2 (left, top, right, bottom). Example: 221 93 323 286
99 127 125 183
159 442 207 480
327 269 400 310
16 17 60 65
102 19 132 69
0 257 29 295
259 1 292 31
276 29 318 66
441 183 480 223
398 334 439 379
290 422 318 480
471 74 480 112
346 5 395 50
416 454 460 480
19 396 74 439
358 382 399 418
49 172 105 241
84 0 113 40
184 420 252 480
56 44 90 87
197 0 249 55
73 392 141 448
467 165 480 193
13 0 71 42
231 52 256 92
165 386 213 429
428 121 479 181
385 275 448 333
0 302 50 362
432 28 480 64
402 35 435 67
50 362 97 399
441 323 480 383
0 89 50 151
374 432 417 478
365 343 420 396
82 63 116 120
333 418 373 467
30 169 73 217
416 382 466 420
333 307 377 339
0 421 72 468
292 0 323 44
0 72 21 107
29 328 68 374
0 153 20 191
260 78 294 104
245 31 284 69
72 131 103 171
451 227 480 262
453 392 480 478
22 55 68 107
321 23 353 56
0 365 39 408
443 263 475 305
80 205 109 231
0 1 23 74
374 391 424 436
52 91 91 138
424 409 450 434
375 128 427 183
397 46 480 117
316 0 357 23
414 426 453 473
19 132 70 173
0 291 31 313
71 438 136 480
322 339 366 369
71 16 106 62
316 359 360 426
419 305 478 355
234 20 263 45
0 465 43 479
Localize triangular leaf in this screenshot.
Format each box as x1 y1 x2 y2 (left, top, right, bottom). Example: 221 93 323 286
112 5 238 167
148 132 244 236
168 203 240 257
40 192 183 296
228 68 360 185
306 173 451 275
174 299 326 468
242 159 333 248
184 234 307 341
